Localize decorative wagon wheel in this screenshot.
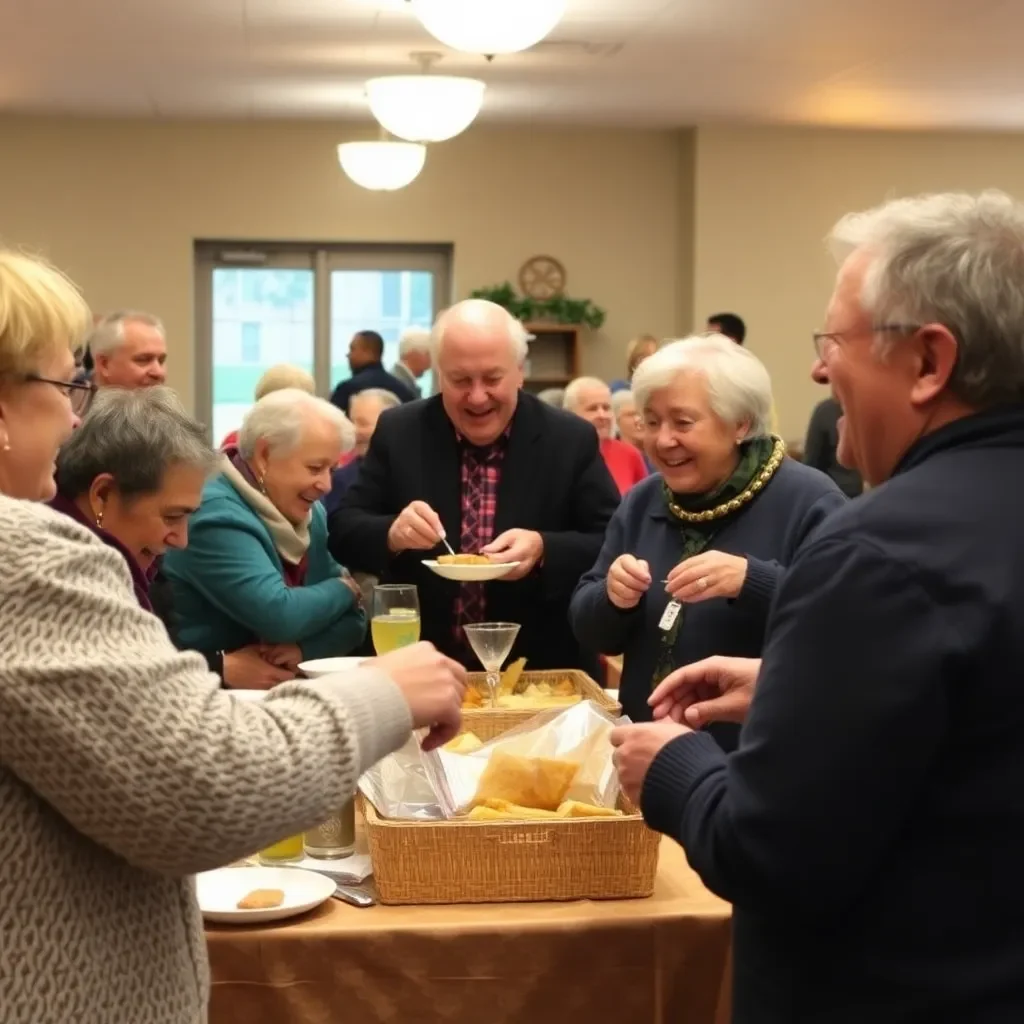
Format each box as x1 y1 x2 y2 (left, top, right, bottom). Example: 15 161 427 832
519 255 567 301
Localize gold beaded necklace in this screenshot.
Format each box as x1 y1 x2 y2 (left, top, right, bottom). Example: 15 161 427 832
665 436 787 524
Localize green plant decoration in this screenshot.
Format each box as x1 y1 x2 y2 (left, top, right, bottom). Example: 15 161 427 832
469 281 606 329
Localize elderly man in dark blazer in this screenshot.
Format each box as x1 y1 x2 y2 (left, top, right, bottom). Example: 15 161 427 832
328 299 620 669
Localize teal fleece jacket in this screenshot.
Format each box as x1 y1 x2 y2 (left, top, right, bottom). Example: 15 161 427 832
162 473 366 659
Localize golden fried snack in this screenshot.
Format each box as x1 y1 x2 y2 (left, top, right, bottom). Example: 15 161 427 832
499 657 527 695
497 693 581 710
437 553 491 565
467 801 560 821
557 800 623 819
444 732 484 754
473 751 579 811
461 687 484 709
237 888 285 910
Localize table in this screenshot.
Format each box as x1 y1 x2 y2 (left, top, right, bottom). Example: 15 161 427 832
207 837 732 1024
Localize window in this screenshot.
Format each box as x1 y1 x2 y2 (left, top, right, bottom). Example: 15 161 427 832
197 245 450 441
241 322 262 364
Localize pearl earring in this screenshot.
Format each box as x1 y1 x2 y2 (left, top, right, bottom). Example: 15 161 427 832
258 473 267 495
95 508 104 528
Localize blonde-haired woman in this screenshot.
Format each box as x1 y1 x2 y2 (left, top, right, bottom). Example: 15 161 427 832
219 362 316 449
610 333 659 394
0 250 466 1023
570 334 844 751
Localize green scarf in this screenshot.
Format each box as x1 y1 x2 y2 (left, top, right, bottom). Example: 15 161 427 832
650 436 778 690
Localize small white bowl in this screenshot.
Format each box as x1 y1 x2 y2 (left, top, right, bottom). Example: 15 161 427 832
298 657 367 679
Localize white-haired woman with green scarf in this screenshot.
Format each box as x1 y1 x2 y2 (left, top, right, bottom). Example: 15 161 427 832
570 334 846 751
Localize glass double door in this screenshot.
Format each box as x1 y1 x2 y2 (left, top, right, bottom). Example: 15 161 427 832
196 246 449 444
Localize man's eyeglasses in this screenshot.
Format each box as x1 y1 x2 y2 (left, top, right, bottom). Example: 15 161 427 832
26 374 97 415
811 323 920 361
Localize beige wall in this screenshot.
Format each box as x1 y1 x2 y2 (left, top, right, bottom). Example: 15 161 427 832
693 125 1024 441
7 115 1024 440
0 117 686 412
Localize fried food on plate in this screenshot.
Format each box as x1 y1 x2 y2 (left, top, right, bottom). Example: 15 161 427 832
437 553 491 565
237 888 285 910
473 751 579 812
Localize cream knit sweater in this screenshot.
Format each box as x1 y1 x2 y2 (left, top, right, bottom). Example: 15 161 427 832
0 496 413 1023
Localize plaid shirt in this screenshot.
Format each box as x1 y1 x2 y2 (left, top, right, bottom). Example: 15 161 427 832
452 428 510 644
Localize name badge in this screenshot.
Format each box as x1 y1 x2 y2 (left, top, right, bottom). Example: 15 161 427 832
658 600 681 633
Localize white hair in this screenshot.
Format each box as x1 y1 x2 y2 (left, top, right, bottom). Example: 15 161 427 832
239 389 355 459
398 326 431 358
254 363 315 401
88 310 165 357
350 387 402 412
829 190 1024 406
611 389 636 417
632 334 773 439
536 387 565 408
430 299 530 366
563 376 610 412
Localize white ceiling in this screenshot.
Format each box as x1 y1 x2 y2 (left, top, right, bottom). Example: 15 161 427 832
3 0 1024 129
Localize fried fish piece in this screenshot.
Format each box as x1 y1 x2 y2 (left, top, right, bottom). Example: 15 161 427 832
499 657 527 695
557 800 624 819
467 801 561 821
437 553 491 565
237 888 285 910
461 687 484 709
444 731 484 754
473 751 579 812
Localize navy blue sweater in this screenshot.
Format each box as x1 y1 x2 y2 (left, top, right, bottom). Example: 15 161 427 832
643 407 1024 1023
329 363 416 413
569 459 845 748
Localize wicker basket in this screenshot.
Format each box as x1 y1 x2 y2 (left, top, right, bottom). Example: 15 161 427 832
462 669 621 738
365 795 659 906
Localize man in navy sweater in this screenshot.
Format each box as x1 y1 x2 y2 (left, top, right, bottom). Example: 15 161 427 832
611 190 1024 1022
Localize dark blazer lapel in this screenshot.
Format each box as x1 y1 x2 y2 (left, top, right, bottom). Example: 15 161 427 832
494 394 543 535
419 397 463 544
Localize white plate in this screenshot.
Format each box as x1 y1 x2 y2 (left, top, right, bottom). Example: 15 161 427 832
422 560 520 582
196 866 336 924
298 657 367 678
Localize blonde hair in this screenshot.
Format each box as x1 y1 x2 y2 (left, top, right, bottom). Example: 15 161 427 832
0 251 92 379
253 363 316 402
626 333 659 375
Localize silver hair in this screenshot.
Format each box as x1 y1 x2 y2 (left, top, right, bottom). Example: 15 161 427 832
430 299 531 366
632 333 773 438
829 190 1024 406
87 310 166 357
536 387 565 408
350 387 402 412
398 326 431 358
56 386 216 499
239 388 355 459
611 389 637 417
563 376 610 412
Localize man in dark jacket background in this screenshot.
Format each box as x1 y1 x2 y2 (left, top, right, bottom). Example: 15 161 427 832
328 299 619 670
613 190 1024 1023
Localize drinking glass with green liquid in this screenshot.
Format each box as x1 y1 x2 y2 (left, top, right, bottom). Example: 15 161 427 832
371 584 421 653
258 833 304 864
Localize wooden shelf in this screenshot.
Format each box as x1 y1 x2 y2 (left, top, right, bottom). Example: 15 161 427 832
523 323 581 395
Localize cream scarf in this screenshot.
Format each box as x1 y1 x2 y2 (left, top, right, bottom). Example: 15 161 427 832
220 455 311 565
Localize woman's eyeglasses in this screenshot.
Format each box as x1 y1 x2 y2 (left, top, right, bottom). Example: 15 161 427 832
25 374 97 415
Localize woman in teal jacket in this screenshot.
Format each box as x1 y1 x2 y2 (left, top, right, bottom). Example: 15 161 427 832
163 388 365 667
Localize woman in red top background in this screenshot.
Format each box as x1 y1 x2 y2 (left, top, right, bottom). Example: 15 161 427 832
564 376 650 495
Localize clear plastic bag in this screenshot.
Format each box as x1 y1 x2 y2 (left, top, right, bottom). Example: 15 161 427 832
424 702 627 817
357 732 445 820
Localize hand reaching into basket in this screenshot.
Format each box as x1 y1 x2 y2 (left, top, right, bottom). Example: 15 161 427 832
370 642 468 750
609 721 691 806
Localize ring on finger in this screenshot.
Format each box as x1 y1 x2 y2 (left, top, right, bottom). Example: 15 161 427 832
698 576 710 592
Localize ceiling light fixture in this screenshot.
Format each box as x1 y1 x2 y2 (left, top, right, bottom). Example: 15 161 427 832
366 52 485 143
337 140 427 191
409 0 567 55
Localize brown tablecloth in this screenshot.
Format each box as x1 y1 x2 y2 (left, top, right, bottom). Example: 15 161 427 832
206 836 732 1024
